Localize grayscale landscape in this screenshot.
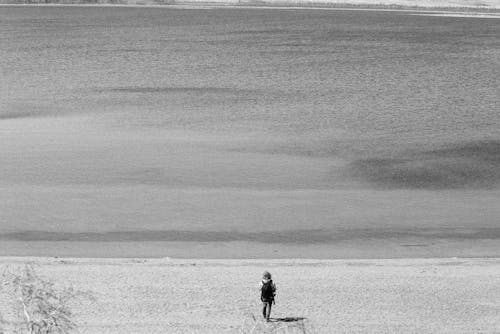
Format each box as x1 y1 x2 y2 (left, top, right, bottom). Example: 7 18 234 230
0 4 499 333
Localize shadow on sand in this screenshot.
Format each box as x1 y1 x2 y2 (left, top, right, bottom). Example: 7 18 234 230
269 317 306 323
241 314 312 333
267 317 311 334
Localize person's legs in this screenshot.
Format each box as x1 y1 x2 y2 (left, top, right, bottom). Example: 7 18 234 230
265 301 272 321
262 301 272 320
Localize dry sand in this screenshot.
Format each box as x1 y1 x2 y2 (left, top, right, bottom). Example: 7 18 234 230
1 257 500 333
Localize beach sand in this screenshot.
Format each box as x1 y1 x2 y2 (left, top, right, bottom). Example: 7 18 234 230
1 257 500 333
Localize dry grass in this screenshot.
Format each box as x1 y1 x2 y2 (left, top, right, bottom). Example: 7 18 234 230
1 265 93 334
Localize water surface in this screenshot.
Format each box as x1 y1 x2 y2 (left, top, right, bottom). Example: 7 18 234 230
0 6 499 257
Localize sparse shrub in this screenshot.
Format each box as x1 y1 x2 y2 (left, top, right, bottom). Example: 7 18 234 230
1 264 92 334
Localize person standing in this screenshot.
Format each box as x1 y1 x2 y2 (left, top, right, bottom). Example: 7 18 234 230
260 271 276 322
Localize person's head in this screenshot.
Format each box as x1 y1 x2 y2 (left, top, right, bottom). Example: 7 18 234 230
263 271 271 280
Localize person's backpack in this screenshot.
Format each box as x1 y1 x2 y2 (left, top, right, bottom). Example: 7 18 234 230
261 280 275 301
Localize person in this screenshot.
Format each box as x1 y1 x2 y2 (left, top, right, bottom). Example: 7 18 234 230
260 271 276 322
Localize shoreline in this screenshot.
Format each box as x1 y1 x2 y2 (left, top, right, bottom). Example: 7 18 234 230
2 255 500 263
2 238 500 259
3 226 500 259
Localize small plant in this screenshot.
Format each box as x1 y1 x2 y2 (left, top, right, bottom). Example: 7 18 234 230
1 264 91 334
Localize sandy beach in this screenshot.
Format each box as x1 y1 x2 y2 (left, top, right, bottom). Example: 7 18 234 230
1 257 500 333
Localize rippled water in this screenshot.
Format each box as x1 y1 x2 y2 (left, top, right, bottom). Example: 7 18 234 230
0 6 499 256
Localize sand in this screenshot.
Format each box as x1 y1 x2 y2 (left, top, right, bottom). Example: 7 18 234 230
1 257 500 333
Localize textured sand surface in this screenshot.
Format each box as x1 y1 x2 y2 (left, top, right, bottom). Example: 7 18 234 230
1 257 500 333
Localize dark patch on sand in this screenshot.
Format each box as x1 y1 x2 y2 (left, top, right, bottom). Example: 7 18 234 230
0 111 40 120
347 140 500 189
0 229 333 244
346 262 374 266
436 261 467 266
0 104 60 120
270 317 307 323
92 86 258 95
227 29 290 35
95 48 159 53
401 244 429 247
2 227 500 244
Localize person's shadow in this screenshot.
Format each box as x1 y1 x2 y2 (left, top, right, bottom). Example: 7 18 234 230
269 317 306 323
267 317 310 333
